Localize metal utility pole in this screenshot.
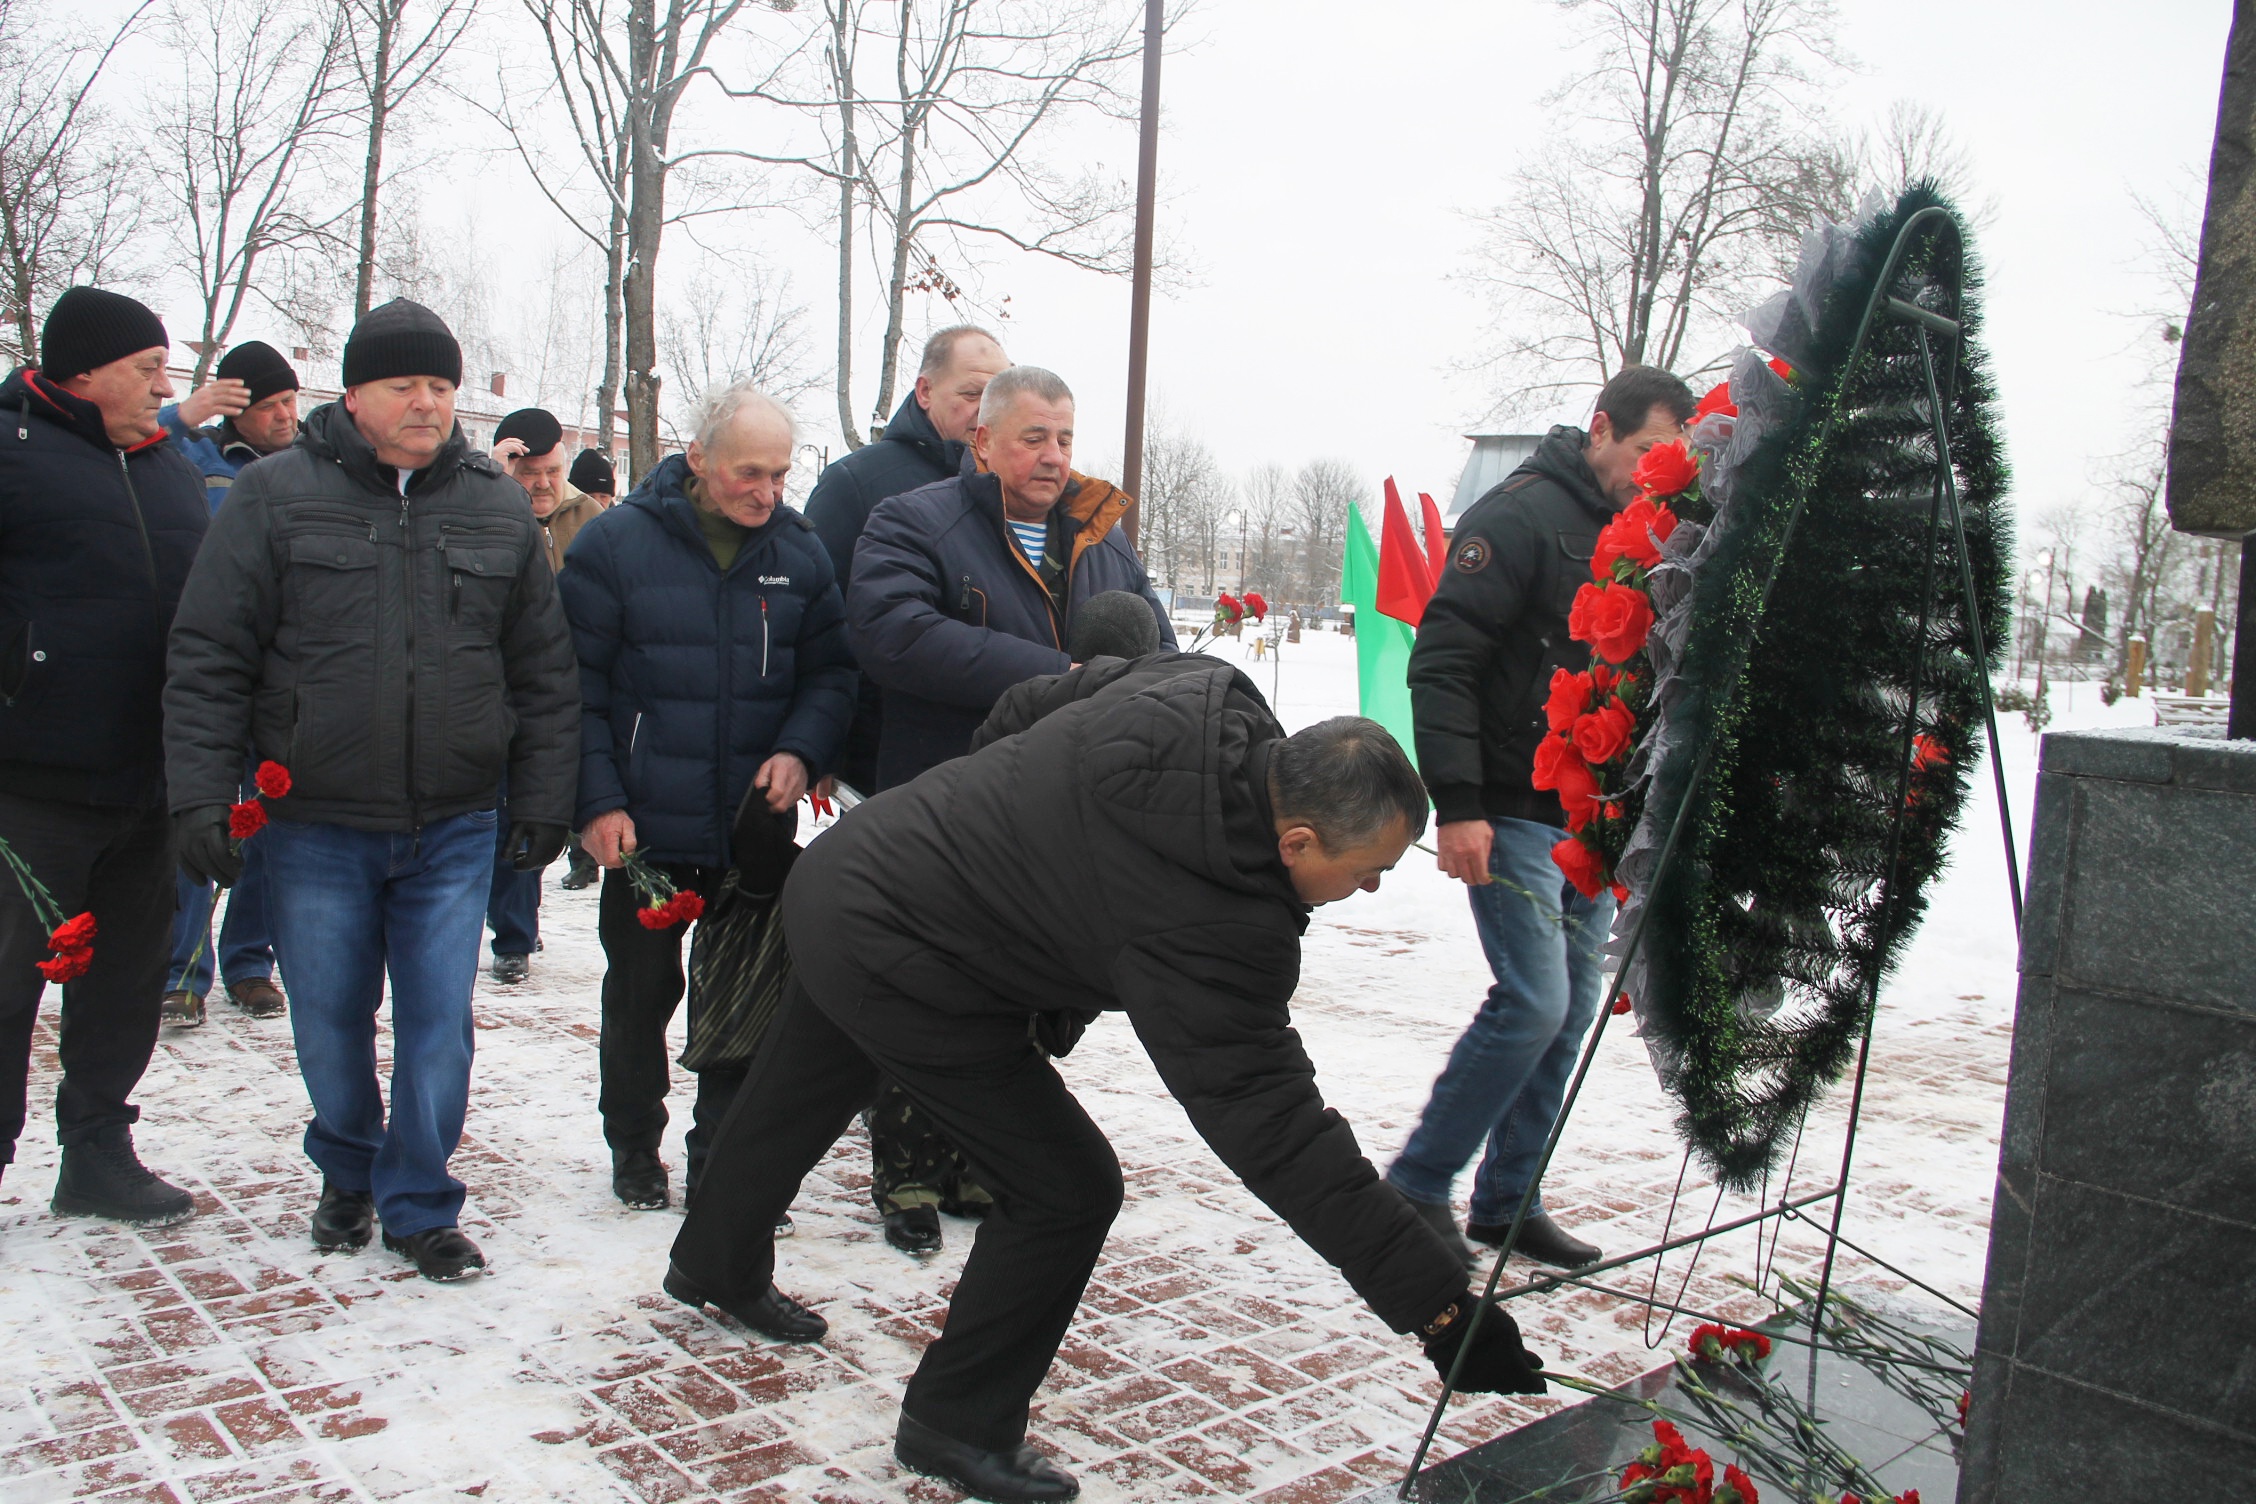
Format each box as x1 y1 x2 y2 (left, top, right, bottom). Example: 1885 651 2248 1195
1120 0 1162 545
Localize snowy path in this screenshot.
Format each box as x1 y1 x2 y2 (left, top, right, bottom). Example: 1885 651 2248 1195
1 633 2104 1504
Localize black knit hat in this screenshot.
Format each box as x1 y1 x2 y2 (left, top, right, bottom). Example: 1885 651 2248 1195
494 407 564 457
40 287 169 381
569 447 616 495
341 298 462 387
216 340 299 406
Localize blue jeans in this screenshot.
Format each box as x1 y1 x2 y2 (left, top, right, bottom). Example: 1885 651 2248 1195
1388 817 1615 1225
260 810 495 1236
485 775 543 957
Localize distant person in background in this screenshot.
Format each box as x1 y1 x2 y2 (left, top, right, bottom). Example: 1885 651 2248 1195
844 362 1174 1258
570 447 617 508
0 287 208 1225
154 341 302 1028
558 381 854 1215
803 325 1009 1257
483 407 600 983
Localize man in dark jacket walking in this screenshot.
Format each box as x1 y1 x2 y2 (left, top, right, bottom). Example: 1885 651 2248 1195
155 340 302 1030
804 325 1009 1254
165 299 579 1281
667 656 1545 1503
0 287 208 1224
845 361 1175 1256
1391 366 1694 1271
559 381 855 1214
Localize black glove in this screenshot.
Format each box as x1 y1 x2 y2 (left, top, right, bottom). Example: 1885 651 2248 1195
507 821 571 871
1421 1297 1546 1395
175 805 244 888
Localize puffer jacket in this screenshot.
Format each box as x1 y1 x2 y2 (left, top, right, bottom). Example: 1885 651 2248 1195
847 467 1175 788
1408 425 1616 827
159 405 271 513
0 369 209 807
782 654 1466 1335
557 453 856 867
163 400 580 831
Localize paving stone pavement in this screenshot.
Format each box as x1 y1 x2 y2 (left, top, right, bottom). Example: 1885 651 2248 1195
1 820 2013 1504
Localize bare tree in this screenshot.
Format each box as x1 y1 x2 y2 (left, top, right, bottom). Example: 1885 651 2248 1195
1293 458 1360 606
1464 0 1846 410
0 1 151 365
726 0 1146 447
160 0 355 385
342 0 477 321
1137 422 1222 588
659 261 818 439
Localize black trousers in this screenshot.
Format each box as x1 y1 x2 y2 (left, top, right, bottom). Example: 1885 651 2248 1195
0 792 175 1163
596 865 747 1187
672 979 1123 1452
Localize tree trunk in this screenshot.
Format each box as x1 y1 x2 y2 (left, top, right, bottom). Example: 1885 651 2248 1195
829 5 862 449
598 193 625 454
622 0 664 483
352 4 393 320
870 113 919 428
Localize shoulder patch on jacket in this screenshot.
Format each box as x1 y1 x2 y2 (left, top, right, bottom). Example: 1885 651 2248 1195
1453 537 1492 574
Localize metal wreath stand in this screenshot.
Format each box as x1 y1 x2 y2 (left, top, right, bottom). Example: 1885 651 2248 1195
1401 205 2023 1494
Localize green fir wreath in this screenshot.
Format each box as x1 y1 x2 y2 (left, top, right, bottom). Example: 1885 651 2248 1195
1624 186 2014 1190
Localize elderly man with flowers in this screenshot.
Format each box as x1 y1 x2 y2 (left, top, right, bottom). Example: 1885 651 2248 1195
1394 364 1695 1271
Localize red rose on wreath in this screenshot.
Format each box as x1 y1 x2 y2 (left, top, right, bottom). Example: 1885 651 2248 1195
1545 668 1594 734
1530 736 1601 817
1630 440 1698 498
1551 836 1606 900
1570 700 1637 766
1569 581 1657 664
228 801 268 840
1594 496 1680 578
1693 380 1736 421
254 760 292 799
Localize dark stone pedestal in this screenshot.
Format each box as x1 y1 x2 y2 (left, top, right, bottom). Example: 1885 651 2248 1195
1961 727 2256 1498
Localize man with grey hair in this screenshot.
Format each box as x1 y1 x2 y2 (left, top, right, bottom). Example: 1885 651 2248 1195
668 654 1544 1503
558 380 856 1213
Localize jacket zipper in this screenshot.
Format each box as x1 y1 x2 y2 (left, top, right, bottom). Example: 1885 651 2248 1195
114 451 159 597
400 489 420 833
760 597 770 678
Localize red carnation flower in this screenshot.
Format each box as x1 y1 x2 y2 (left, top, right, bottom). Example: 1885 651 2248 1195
48 912 97 953
636 903 671 930
669 891 706 925
1956 1389 1969 1426
1545 668 1594 734
229 801 268 840
38 949 93 983
1570 700 1637 767
1214 592 1244 625
1612 993 1633 1015
1551 836 1606 900
1569 582 1657 664
1244 591 1268 621
254 760 292 799
1718 1463 1759 1504
1630 440 1697 499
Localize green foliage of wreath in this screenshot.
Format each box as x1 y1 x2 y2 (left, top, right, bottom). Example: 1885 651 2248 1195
1638 187 2014 1190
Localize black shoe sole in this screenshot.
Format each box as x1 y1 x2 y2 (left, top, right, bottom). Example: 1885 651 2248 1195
615 1189 669 1211
894 1443 1081 1502
50 1193 195 1226
311 1230 372 1252
381 1231 487 1281
885 1232 943 1256
663 1267 826 1343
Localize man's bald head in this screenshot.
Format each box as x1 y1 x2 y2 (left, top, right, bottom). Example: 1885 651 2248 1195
915 325 1008 445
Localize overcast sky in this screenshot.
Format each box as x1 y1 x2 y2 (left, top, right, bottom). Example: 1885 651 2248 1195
116 0 2233 544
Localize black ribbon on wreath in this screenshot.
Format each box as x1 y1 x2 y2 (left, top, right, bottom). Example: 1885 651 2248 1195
679 795 801 1073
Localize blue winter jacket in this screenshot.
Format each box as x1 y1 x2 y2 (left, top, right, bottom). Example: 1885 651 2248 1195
847 467 1174 789
558 453 858 866
0 370 208 806
158 405 264 514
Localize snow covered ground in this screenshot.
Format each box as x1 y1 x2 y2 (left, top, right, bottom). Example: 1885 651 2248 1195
0 631 2152 1504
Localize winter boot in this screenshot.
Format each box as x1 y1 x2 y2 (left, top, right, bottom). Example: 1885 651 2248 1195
225 978 287 1019
51 1124 195 1225
613 1148 669 1210
160 990 206 1029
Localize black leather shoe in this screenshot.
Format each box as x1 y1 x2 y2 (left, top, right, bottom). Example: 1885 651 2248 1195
310 1181 375 1252
1402 1194 1477 1268
1467 1209 1602 1268
884 1205 943 1256
662 1263 826 1342
490 954 530 984
383 1226 487 1281
895 1412 1079 1501
612 1149 669 1210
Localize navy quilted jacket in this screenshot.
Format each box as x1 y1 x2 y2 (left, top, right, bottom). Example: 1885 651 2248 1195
558 454 857 866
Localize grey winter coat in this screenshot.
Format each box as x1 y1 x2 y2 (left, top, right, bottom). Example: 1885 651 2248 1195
163 400 579 831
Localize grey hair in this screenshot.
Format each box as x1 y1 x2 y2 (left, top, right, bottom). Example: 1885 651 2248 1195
977 364 1073 427
919 324 1002 378
1267 716 1430 850
694 381 797 452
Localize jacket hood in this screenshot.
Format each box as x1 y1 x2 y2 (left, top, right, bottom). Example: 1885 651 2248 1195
1519 424 1613 518
959 466 1137 562
298 397 478 493
881 388 959 473
2 366 166 454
